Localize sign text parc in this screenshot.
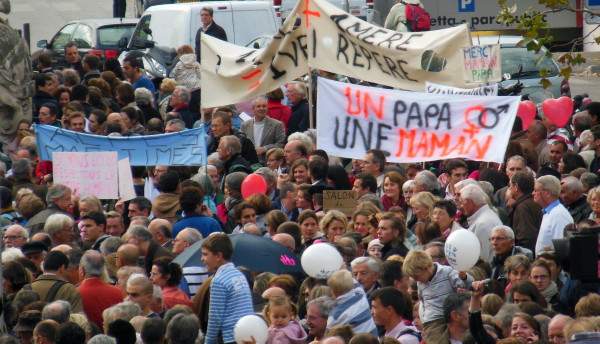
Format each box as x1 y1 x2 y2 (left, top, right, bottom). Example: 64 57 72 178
316 78 519 163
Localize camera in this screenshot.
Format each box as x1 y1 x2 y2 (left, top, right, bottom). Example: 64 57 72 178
553 226 600 281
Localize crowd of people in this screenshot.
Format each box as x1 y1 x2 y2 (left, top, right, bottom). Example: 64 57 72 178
3 34 600 344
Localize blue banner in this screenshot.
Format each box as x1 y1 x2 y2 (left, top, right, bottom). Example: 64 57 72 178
36 125 207 166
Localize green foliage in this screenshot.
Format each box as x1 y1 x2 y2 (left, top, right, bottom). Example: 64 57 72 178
496 0 597 89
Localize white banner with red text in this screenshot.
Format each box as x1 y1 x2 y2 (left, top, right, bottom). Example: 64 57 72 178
316 77 519 163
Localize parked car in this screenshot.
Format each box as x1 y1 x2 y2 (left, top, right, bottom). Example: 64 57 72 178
34 18 139 68
476 35 568 100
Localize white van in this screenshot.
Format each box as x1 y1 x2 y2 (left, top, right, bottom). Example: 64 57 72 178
128 2 280 50
275 0 373 22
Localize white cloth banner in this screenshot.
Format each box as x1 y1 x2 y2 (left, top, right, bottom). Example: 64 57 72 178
425 82 498 96
316 77 519 163
200 0 473 107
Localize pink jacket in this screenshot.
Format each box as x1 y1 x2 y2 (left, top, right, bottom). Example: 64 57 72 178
267 320 307 344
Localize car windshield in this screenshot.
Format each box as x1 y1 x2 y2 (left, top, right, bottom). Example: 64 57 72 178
500 47 559 78
98 25 136 46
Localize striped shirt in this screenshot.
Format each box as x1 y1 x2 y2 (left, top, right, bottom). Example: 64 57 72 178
327 282 378 336
418 263 473 323
205 263 254 344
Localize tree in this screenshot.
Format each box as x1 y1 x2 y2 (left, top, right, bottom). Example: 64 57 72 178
497 0 599 88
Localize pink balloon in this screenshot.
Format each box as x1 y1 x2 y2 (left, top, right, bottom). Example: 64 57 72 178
541 97 573 128
517 101 537 130
241 174 267 199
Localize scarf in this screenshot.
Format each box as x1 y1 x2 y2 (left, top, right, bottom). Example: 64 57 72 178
541 281 558 302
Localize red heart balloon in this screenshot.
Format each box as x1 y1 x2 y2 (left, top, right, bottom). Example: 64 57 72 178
541 97 573 128
517 101 537 130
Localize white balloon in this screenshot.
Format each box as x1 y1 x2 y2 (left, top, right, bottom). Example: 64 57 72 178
444 229 481 271
234 315 268 344
301 243 343 279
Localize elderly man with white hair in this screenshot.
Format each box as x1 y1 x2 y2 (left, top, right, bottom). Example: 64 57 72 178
350 257 380 302
489 225 533 287
412 170 440 195
534 175 573 255
456 184 502 262
560 176 592 223
4 224 28 248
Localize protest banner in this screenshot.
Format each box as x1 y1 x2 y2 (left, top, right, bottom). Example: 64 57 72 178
200 0 473 107
425 81 498 96
53 152 118 199
323 190 356 217
462 44 501 84
316 77 520 163
36 125 207 166
118 158 137 202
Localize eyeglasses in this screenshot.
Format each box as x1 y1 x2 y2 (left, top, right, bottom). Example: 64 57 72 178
3 235 25 241
489 237 509 242
530 275 549 280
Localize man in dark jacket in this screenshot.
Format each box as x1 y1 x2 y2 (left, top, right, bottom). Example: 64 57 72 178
32 74 58 123
560 176 592 223
490 225 533 288
194 7 228 61
219 136 252 179
508 171 543 252
207 111 258 165
170 86 199 128
285 81 310 136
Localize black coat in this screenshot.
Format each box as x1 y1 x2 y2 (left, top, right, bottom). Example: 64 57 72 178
287 99 310 135
194 22 228 60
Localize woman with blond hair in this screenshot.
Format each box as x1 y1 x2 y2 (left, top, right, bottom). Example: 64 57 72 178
320 210 348 243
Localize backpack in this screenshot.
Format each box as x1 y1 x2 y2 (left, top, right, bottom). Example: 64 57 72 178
402 1 430 32
399 328 422 342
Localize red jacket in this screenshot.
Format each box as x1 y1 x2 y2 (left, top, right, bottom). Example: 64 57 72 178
267 99 291 133
77 278 123 328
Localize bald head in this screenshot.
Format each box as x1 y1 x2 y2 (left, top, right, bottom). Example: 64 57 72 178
117 244 140 267
148 218 172 245
284 140 306 165
322 337 345 344
273 233 295 252
51 244 73 252
548 314 573 344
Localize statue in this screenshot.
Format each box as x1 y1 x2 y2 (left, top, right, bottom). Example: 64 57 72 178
0 0 35 145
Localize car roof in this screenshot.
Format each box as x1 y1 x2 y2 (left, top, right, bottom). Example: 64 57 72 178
472 35 523 47
65 18 139 28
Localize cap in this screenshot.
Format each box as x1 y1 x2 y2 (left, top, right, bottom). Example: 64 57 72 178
13 310 42 332
367 238 383 250
21 241 48 255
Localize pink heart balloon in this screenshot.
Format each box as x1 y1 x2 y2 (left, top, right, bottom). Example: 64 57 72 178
541 97 573 128
517 101 537 130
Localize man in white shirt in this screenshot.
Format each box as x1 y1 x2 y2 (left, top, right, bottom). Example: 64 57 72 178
533 175 574 254
371 287 420 344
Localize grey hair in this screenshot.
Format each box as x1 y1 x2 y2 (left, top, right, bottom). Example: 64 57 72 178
131 216 151 228
175 86 191 103
62 69 80 86
80 250 105 277
291 81 307 98
507 155 527 167
45 214 75 239
180 228 203 244
288 132 313 152
207 154 224 170
166 119 186 131
492 225 515 240
221 135 242 155
2 248 24 263
127 225 153 243
191 173 214 195
536 175 561 198
112 301 142 322
402 180 414 192
350 256 380 273
414 170 440 193
254 167 276 186
12 159 32 179
42 300 71 323
306 296 334 319
153 285 162 300
493 304 520 329
166 313 200 344
580 172 599 190
100 236 124 255
460 184 487 206
135 87 154 106
561 176 583 195
424 241 445 257
88 335 116 344
477 181 495 201
46 184 71 205
455 178 478 190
